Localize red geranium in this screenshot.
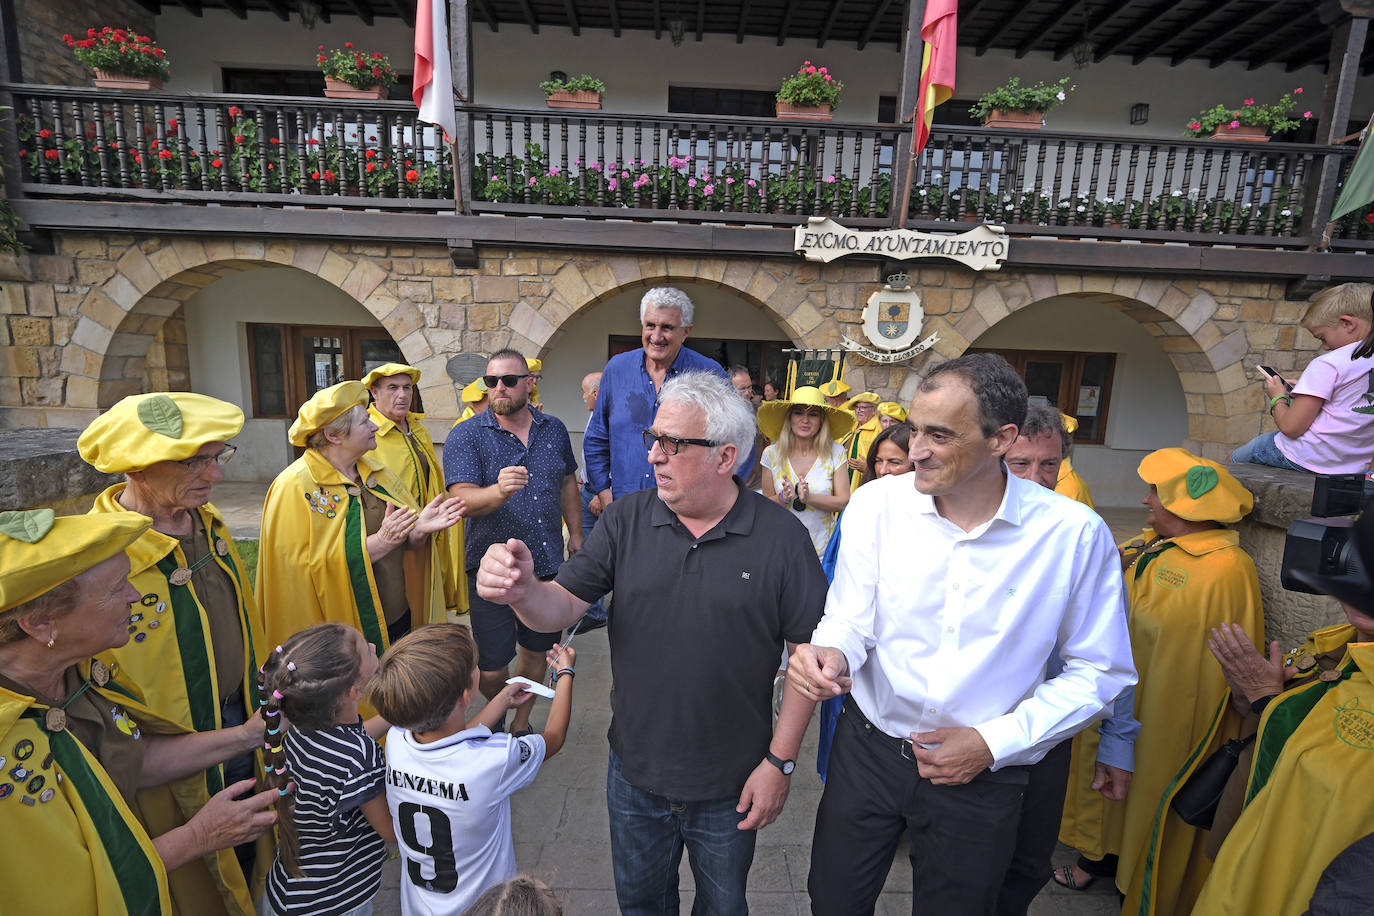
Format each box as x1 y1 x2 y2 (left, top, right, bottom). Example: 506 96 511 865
64 25 170 80
405 169 419 183
316 43 397 90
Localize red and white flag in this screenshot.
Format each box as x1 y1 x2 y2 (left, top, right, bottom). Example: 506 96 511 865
413 0 455 142
914 0 957 158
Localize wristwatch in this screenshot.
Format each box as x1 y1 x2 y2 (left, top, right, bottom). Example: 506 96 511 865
765 751 795 775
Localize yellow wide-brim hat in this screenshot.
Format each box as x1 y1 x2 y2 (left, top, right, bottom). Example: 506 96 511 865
1060 411 1079 435
843 392 881 409
817 379 852 399
0 509 150 613
78 392 244 473
526 358 543 373
288 381 368 448
461 377 488 403
757 386 856 442
877 401 908 422
361 363 420 390
1138 448 1253 524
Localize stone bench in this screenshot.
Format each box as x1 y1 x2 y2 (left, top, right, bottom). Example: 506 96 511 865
0 428 119 513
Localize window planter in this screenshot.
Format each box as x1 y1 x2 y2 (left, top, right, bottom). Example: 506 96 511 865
323 77 386 100
546 90 602 110
1209 125 1269 142
92 70 163 91
776 102 832 121
981 109 1044 130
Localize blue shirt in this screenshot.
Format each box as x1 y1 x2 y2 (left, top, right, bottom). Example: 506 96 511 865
443 406 579 577
584 345 729 499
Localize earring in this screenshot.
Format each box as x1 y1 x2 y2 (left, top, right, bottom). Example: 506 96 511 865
46 635 55 649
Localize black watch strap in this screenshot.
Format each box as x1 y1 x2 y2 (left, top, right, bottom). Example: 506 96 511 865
765 751 795 775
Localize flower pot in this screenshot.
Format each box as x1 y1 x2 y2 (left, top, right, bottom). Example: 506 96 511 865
777 102 833 121
323 77 386 100
92 70 163 91
1208 124 1269 142
981 109 1044 130
545 90 602 110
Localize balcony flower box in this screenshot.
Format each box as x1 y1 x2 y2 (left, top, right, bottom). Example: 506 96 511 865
317 43 397 100
971 77 1073 130
546 89 602 110
323 77 386 100
1185 90 1309 141
777 102 833 121
92 70 162 91
980 109 1044 130
1209 124 1270 142
65 27 170 90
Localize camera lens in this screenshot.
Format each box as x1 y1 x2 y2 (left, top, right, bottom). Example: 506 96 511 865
791 497 807 512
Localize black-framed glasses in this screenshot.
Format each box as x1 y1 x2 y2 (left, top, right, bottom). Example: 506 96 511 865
178 444 236 473
641 429 720 456
482 373 530 389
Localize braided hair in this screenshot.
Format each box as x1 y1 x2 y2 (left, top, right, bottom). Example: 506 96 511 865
258 622 365 878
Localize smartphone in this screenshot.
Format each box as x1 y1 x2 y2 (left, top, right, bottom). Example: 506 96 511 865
1258 365 1294 391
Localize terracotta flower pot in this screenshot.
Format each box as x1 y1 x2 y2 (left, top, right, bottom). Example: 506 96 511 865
323 77 386 100
1209 124 1269 142
93 70 163 91
777 102 833 121
981 109 1044 130
546 90 602 110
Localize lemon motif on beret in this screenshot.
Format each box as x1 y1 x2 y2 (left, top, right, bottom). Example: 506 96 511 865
1185 465 1219 499
0 509 55 544
136 394 183 438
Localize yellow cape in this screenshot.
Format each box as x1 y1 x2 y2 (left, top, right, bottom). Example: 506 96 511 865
1060 527 1263 916
1055 457 1095 508
256 449 421 657
0 681 171 916
365 407 467 618
89 485 267 915
843 416 881 489
1191 640 1374 916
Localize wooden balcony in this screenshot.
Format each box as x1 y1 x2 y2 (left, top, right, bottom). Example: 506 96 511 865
6 82 1371 254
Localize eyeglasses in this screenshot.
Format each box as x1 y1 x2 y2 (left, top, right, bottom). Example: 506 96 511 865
641 429 720 456
482 373 530 389
178 444 236 473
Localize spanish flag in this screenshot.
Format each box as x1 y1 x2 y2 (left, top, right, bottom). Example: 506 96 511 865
914 0 958 158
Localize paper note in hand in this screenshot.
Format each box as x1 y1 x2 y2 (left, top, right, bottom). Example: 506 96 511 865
506 675 556 699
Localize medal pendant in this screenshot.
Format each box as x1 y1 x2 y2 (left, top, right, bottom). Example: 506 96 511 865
44 708 66 732
90 659 110 687
168 568 192 586
215 538 229 557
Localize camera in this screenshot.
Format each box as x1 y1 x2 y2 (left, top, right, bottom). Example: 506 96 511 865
1280 474 1365 594
791 496 807 512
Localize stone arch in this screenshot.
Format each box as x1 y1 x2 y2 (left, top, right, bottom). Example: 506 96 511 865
908 271 1263 461
61 239 435 412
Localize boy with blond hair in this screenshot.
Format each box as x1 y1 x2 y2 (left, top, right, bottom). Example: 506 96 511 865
1232 282 1374 474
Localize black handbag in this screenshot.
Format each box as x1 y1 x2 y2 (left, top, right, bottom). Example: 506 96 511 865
1170 734 1256 829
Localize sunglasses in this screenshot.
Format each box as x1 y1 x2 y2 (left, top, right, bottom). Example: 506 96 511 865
641 429 721 456
482 373 530 389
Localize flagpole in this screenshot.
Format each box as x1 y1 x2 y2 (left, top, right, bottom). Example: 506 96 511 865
449 135 461 215
1321 110 1374 250
896 106 921 227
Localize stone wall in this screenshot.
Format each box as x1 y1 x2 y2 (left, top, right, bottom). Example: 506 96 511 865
0 230 1317 467
15 0 157 86
0 427 118 512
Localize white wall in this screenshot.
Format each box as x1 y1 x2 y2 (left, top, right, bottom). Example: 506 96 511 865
152 10 1367 138
533 280 792 466
184 266 388 480
971 294 1189 506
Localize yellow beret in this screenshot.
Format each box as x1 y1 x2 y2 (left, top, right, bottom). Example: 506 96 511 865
461 377 488 403
78 392 244 473
361 363 420 390
817 379 852 398
1138 448 1253 524
0 509 150 613
877 401 908 422
756 386 856 442
288 381 368 448
1060 411 1079 435
843 392 881 409
526 358 543 373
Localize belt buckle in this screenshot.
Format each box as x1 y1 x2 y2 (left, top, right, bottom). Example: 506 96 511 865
900 738 916 763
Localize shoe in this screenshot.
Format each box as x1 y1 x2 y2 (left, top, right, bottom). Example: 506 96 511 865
1050 865 1096 891
575 614 607 633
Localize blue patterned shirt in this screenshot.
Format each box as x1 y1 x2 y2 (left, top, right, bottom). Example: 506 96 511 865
443 406 579 577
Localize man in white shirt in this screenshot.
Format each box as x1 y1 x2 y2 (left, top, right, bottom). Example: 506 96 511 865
789 353 1136 916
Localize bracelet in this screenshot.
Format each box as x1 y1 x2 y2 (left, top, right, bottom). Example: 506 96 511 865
1268 394 1292 412
555 668 575 682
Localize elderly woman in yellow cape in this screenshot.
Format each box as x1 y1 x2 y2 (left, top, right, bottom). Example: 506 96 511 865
1056 449 1263 916
257 381 464 656
0 509 277 916
362 363 467 623
1150 508 1374 916
78 391 270 915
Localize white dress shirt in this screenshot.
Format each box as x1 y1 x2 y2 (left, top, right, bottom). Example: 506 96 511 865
811 471 1136 769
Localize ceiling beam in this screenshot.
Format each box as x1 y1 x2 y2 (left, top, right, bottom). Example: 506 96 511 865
177 0 203 16
818 0 845 47
517 0 539 33
132 0 161 12
317 4 330 23
340 0 373 25
777 0 800 45
388 0 413 27
1129 0 1199 65
1052 2 1127 60
565 0 580 35
1014 0 1087 60
264 0 291 21
735 0 750 43
1243 17 1324 70
1206 7 1309 68
856 0 893 50
474 0 499 31
696 0 705 41
653 0 661 39
608 0 620 35
222 0 248 18
1283 34 1335 72
1171 2 1273 64
1090 0 1185 62
976 6 1022 56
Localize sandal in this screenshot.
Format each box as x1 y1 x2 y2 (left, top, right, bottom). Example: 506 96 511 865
1050 865 1096 891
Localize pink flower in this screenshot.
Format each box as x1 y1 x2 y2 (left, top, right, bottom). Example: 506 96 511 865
1229 120 1240 128
622 170 630 178
528 176 537 186
1294 87 1303 94
806 66 817 74
547 166 560 176
1243 98 1255 106
825 75 833 81
573 156 581 166
747 179 756 187
490 174 499 181
588 162 601 172
704 183 715 194
608 177 618 190
1188 121 1202 130
1303 111 1312 118
803 60 811 66
725 177 735 184
688 177 697 187
823 175 836 184
819 67 827 74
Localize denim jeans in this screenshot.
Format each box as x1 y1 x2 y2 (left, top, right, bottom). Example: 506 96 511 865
1230 432 1311 471
580 485 607 623
606 749 755 916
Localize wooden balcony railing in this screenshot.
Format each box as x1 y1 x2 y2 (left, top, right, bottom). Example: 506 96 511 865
5 83 1370 247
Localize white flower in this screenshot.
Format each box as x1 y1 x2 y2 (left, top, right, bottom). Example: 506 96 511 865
918 189 927 196
1005 203 1014 210
1076 205 1086 212
1280 208 1292 216
1056 91 1066 101
1171 190 1182 197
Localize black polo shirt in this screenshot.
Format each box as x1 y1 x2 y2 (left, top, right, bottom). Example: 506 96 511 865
555 480 827 800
